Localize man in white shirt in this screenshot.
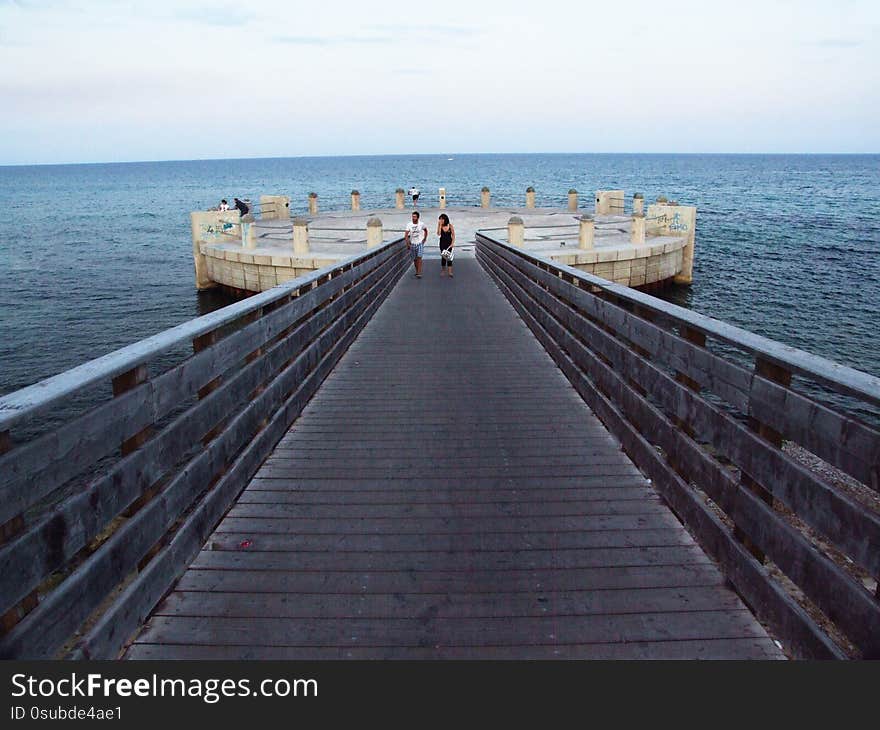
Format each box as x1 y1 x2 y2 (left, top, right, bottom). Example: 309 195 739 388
408 186 420 207
404 210 427 279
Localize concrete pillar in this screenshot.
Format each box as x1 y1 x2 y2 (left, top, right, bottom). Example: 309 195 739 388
633 192 644 216
260 195 290 221
292 216 310 254
568 189 578 211
595 190 625 215
366 217 383 248
508 216 524 247
525 187 536 209
395 188 405 209
481 186 491 208
631 213 646 245
351 190 360 211
308 192 318 215
241 213 257 249
656 195 668 204
439 187 447 209
578 214 594 250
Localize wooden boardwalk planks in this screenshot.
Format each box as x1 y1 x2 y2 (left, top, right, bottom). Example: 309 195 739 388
128 257 782 659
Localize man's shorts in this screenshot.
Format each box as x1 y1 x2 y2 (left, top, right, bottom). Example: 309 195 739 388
409 241 424 259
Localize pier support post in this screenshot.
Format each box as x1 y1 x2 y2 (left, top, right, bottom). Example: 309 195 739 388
366 217 383 248
439 187 447 209
292 216 310 254
481 186 491 208
633 192 644 216
508 216 524 246
395 188 405 209
630 213 646 244
568 189 578 211
351 190 361 211
308 192 318 215
525 187 536 209
578 214 595 250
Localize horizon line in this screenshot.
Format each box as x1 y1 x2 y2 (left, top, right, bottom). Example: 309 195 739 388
1 150 879 168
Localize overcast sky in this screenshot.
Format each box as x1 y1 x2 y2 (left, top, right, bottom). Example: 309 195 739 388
0 0 877 164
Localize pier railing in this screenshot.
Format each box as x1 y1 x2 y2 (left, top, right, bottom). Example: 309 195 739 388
477 232 880 659
0 238 408 659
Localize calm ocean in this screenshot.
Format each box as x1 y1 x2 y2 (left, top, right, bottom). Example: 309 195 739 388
0 153 878 400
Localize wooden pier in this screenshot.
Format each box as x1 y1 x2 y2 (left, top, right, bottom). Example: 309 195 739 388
0 232 878 660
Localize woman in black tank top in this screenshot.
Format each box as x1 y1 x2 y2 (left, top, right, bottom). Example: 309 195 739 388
437 214 455 278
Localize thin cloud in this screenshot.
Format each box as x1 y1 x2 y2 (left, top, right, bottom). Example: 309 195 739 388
174 5 256 27
805 38 863 48
368 23 486 37
274 34 391 45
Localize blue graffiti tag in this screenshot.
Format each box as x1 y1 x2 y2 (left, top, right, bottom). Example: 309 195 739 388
668 212 689 232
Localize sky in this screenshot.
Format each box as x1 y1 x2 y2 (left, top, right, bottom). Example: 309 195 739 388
0 0 878 164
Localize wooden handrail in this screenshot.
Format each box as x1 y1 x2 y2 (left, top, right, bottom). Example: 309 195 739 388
476 232 880 409
0 239 404 432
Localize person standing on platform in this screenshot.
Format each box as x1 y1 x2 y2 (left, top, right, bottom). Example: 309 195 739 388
218 199 229 211
405 210 427 279
437 213 455 278
233 198 249 216
408 186 420 207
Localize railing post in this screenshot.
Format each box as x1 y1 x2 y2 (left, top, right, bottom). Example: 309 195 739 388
395 188 405 209
439 187 447 209
366 217 383 248
508 216 524 246
292 217 310 254
481 186 491 208
112 364 160 523
351 190 361 211
0 430 34 636
633 192 644 216
525 186 536 209
112 365 150 456
578 214 594 250
568 189 578 211
308 192 318 215
631 212 646 244
674 326 706 437
733 356 792 562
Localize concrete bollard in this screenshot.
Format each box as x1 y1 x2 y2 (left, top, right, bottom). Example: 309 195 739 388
292 216 310 254
631 212 646 245
508 216 525 247
308 192 318 215
525 186 536 209
568 189 578 212
633 192 644 216
395 188 405 209
595 190 625 215
578 214 594 250
351 190 360 211
656 195 668 204
481 186 491 208
439 187 447 209
366 217 383 248
241 213 257 249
